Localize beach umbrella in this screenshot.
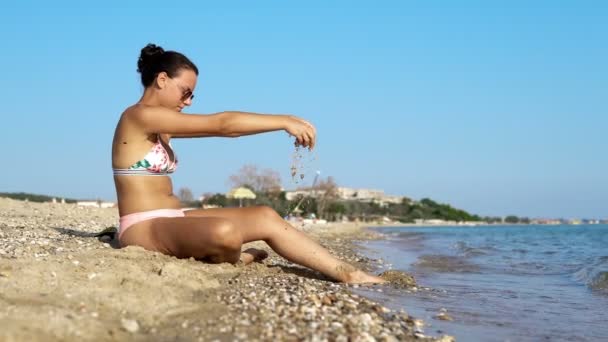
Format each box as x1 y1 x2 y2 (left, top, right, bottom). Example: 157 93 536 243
226 187 257 207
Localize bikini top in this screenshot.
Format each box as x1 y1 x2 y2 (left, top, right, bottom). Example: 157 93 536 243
112 134 178 176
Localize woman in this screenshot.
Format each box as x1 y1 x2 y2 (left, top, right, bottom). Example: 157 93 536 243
112 43 384 284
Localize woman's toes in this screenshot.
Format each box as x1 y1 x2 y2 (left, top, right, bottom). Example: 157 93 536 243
239 248 269 265
244 248 269 261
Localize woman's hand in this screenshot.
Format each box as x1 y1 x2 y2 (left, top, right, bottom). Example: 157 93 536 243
285 116 316 150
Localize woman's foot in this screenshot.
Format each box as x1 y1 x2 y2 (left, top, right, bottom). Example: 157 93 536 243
344 269 387 284
334 263 387 284
239 248 269 265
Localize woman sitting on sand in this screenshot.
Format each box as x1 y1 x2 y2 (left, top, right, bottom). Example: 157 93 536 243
111 43 383 284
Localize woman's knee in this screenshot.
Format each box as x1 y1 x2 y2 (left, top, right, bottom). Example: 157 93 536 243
208 221 242 253
254 205 282 221
250 206 291 242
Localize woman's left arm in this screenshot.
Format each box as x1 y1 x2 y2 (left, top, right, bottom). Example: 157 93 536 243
170 111 316 149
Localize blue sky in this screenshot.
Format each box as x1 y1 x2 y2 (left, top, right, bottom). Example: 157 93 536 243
0 1 606 218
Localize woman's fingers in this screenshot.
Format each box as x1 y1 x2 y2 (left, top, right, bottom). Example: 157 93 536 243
300 133 310 149
289 117 316 149
306 131 315 150
294 134 312 149
305 125 315 150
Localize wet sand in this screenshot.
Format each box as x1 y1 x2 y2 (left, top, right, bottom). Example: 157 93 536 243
0 198 453 341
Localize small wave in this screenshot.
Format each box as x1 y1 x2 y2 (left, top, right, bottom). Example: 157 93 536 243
572 256 608 294
505 262 552 275
454 241 495 257
395 231 426 239
589 272 608 292
413 254 480 273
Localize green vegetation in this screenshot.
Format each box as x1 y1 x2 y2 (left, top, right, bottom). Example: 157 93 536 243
0 192 78 203
214 164 493 222
2 190 532 224
198 191 486 223
504 215 530 224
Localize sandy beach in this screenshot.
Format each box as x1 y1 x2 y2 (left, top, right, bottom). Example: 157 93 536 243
0 197 453 341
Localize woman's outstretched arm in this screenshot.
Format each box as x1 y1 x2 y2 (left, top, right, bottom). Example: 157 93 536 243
130 107 316 149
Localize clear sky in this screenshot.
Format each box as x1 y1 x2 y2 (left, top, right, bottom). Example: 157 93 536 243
0 0 606 219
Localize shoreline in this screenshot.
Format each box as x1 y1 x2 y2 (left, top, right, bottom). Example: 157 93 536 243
360 218 608 341
0 198 453 341
366 222 596 229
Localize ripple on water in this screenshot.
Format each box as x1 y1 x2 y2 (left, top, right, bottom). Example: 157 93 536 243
413 254 480 273
454 241 494 257
590 272 608 293
572 256 608 294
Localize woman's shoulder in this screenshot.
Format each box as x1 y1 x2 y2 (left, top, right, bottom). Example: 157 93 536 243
122 103 177 124
115 105 153 138
119 105 174 141
118 104 156 128
121 103 148 118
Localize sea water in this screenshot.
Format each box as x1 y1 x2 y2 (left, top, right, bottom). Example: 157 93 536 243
358 224 608 341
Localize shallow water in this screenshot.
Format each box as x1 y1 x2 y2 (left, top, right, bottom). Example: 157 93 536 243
359 224 608 341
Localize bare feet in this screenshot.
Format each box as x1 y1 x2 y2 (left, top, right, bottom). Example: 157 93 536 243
333 263 387 284
344 270 387 284
239 248 269 266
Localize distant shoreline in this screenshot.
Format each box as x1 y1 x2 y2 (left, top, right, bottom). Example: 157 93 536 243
366 222 608 229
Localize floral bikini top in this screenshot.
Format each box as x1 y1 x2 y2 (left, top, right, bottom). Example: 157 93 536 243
112 134 178 176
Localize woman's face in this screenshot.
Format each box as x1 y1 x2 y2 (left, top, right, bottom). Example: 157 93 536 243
157 69 198 112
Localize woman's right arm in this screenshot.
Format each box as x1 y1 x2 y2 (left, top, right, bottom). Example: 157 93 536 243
131 107 316 149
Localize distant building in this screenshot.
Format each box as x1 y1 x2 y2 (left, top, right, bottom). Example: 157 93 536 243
531 218 563 225
336 187 384 201
285 189 326 201
582 219 600 224
284 187 403 207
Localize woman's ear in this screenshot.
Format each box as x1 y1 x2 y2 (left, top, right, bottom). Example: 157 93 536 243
156 71 169 89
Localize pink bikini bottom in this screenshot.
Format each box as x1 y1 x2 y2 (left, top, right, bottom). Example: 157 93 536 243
118 208 189 240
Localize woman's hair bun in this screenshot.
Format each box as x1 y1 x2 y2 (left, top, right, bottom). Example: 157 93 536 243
137 43 165 73
136 43 198 87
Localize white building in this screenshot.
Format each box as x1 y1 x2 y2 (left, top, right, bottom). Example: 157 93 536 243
285 189 327 201
284 187 403 206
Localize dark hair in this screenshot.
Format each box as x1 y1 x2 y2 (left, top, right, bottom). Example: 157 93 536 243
137 43 199 88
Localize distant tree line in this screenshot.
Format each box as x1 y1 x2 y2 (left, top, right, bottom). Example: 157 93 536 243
192 191 489 223
173 164 503 223
0 192 78 203
503 215 531 224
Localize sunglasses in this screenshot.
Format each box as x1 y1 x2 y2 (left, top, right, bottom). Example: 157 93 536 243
173 79 195 102
180 89 194 102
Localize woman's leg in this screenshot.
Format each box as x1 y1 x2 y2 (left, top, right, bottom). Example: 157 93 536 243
119 216 244 263
184 206 385 283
